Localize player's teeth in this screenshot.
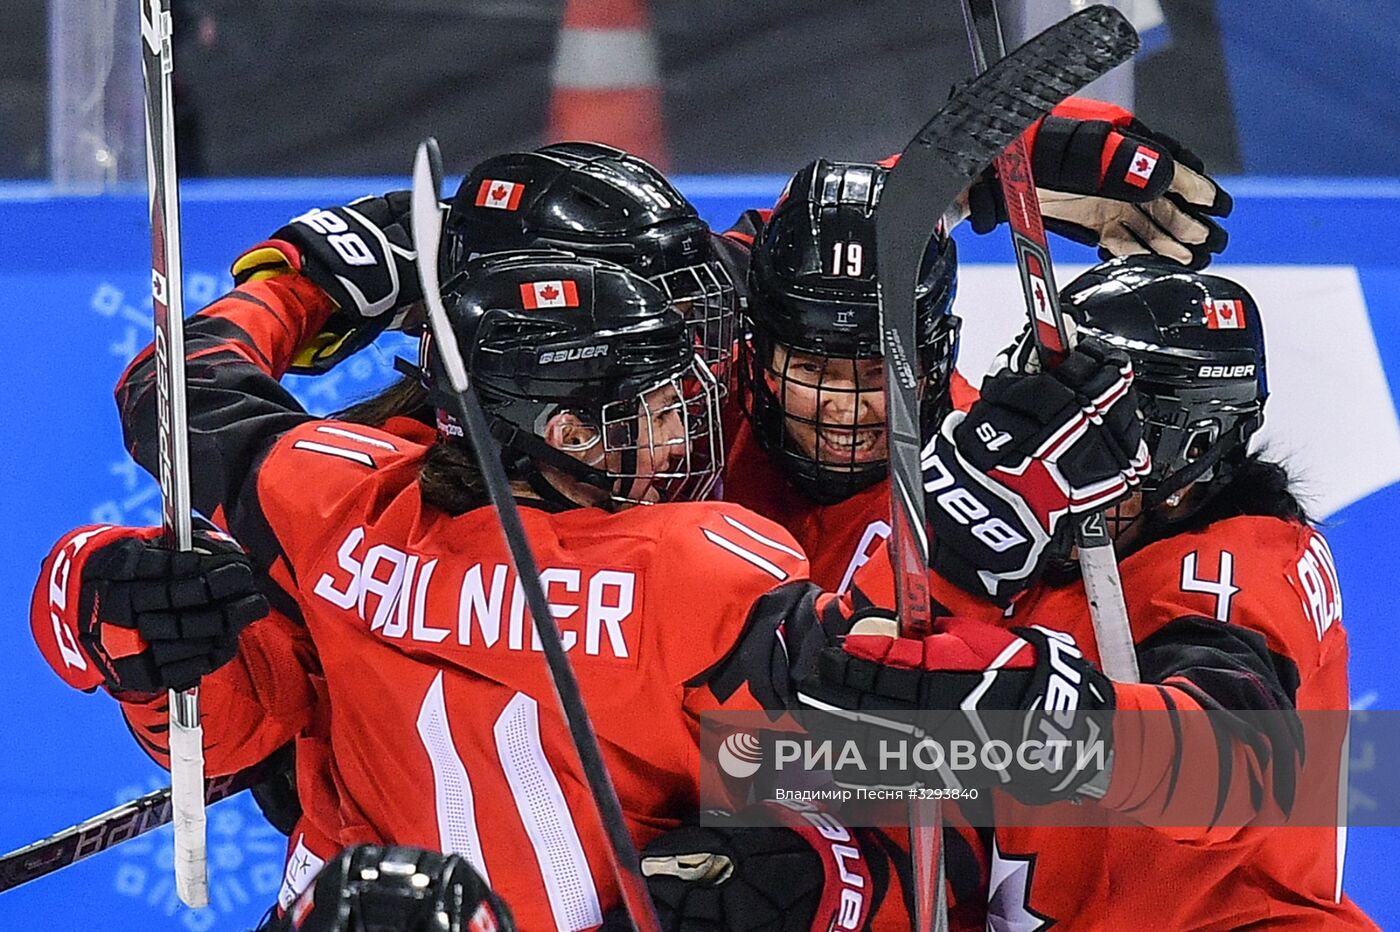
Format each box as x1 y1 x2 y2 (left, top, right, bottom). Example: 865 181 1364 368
825 430 878 451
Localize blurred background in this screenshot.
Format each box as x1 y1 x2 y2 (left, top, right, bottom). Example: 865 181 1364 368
3 1 1398 929
7 0 1398 183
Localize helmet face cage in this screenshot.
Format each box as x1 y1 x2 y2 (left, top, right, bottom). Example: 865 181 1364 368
596 356 725 505
1137 381 1262 499
767 340 888 500
649 259 737 392
741 314 959 504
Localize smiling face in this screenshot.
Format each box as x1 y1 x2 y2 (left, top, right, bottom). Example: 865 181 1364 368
764 343 888 469
542 363 722 508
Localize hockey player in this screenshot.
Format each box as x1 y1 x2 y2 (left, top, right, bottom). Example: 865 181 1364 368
34 247 956 929
31 255 1147 931
720 95 1231 593
809 258 1378 929
724 157 969 594
30 105 1218 927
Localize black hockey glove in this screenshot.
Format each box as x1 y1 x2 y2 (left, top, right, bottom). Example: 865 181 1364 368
261 844 515 932
802 611 1115 806
968 98 1232 269
621 800 880 932
926 334 1149 603
34 524 268 694
232 192 423 374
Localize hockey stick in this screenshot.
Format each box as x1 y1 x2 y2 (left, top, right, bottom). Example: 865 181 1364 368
875 7 1140 929
409 139 662 932
957 0 1142 683
0 763 274 893
138 0 208 908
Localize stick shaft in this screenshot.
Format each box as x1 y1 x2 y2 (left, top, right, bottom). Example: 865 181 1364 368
139 0 208 906
959 0 1141 683
411 142 661 932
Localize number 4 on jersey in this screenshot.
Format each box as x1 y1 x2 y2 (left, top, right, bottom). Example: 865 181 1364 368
1180 550 1239 622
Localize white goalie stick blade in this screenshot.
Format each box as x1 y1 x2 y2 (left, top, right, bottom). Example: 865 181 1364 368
875 8 1140 930
409 140 661 932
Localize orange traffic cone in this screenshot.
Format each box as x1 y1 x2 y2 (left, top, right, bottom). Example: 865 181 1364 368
546 0 668 168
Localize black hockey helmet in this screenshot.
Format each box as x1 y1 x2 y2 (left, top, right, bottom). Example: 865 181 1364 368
740 158 960 503
1061 256 1267 508
445 142 736 387
263 844 515 932
417 250 724 507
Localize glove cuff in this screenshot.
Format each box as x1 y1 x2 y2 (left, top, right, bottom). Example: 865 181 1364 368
30 525 162 691
755 800 875 931
231 238 304 284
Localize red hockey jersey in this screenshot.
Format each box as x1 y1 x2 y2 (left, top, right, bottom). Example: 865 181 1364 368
97 273 941 930
850 516 1375 930
984 517 1374 931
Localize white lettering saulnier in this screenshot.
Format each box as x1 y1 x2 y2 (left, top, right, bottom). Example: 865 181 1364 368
313 526 636 659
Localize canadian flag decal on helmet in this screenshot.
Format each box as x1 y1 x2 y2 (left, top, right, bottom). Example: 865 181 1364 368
475 179 525 211
1204 297 1245 330
520 280 580 310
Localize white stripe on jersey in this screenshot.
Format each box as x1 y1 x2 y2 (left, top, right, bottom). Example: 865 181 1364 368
701 528 789 580
416 672 490 882
315 424 399 450
291 439 375 467
495 693 602 932
720 513 805 559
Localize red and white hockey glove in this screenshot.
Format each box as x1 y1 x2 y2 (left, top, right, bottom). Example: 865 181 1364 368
968 97 1233 269
924 336 1149 603
632 799 879 932
31 524 268 694
232 192 422 374
806 612 1116 806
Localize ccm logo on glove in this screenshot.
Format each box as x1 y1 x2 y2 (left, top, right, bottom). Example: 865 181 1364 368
44 526 113 674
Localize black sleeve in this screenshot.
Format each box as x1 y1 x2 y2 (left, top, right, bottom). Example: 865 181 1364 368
1136 614 1305 815
116 284 325 521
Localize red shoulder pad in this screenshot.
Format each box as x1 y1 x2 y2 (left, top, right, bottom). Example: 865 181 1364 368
257 420 429 555
679 502 809 587
646 503 810 679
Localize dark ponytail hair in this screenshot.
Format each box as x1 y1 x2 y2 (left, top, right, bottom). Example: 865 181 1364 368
1192 453 1313 527
333 377 490 515
335 376 431 427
